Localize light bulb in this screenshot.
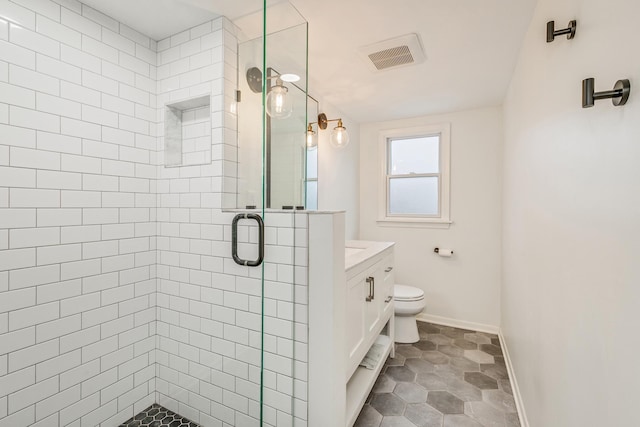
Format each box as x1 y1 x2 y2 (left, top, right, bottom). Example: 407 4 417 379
330 119 349 148
306 125 317 149
265 79 292 119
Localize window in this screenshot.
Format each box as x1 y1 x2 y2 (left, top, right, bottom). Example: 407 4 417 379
378 124 451 225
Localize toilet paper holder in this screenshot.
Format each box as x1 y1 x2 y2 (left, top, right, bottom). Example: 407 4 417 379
434 248 453 255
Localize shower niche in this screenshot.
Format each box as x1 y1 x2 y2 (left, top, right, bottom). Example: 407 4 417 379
164 95 212 167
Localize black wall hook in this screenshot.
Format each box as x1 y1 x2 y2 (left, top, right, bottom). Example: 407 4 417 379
547 20 577 42
582 78 631 108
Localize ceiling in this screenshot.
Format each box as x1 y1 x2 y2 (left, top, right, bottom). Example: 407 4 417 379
80 0 538 123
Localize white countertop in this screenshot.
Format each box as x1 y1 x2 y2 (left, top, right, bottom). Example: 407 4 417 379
345 240 395 271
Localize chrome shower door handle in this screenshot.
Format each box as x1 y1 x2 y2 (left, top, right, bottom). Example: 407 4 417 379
232 213 264 267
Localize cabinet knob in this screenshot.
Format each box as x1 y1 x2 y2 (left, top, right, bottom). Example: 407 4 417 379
384 267 393 272
385 296 393 303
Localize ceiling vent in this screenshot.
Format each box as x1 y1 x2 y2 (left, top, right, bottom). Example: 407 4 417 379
358 33 426 72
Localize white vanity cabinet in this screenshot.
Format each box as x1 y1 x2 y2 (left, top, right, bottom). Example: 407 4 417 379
344 243 395 427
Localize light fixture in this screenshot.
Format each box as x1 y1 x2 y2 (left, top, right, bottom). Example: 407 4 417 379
306 123 317 149
306 113 350 149
246 67 298 119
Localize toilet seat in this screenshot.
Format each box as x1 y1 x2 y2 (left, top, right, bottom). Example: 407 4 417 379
394 284 424 302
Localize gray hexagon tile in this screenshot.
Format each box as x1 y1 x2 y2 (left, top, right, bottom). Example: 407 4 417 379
394 382 428 403
385 365 417 382
464 372 499 390
119 404 200 427
404 403 443 427
357 322 521 427
426 391 464 414
354 404 383 427
371 393 406 416
464 349 495 364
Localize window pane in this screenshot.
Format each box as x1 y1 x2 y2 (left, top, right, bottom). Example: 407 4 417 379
389 177 438 215
389 136 439 175
305 181 318 210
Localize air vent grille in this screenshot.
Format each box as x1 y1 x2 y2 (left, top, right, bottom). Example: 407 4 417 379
368 45 414 70
358 33 426 72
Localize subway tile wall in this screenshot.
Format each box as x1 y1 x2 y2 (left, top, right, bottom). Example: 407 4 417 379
1 1 310 427
0 0 157 426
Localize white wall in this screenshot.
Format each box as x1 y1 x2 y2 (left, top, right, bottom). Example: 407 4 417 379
359 107 503 330
0 1 157 425
316 101 360 240
501 0 640 425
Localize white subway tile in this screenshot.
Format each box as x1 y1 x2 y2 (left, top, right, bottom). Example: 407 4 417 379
0 406 35 427
0 327 35 357
82 240 118 260
37 208 81 226
135 44 155 66
9 338 59 372
37 131 81 155
37 170 81 190
37 54 81 83
0 287 34 313
0 80 35 108
36 15 81 49
8 376 58 414
9 64 59 96
10 188 60 208
82 69 118 95
119 83 149 106
190 21 212 39
0 101 6 122
61 154 100 175
101 61 134 87
10 146 60 170
120 51 149 76
81 105 118 127
101 252 134 272
0 123 36 148
9 226 59 249
60 225 99 244
60 45 100 73
9 301 59 334
82 335 118 364
0 0 35 30
59 359 99 390
81 4 118 32
12 0 60 22
0 165 36 188
119 24 149 48
36 314 81 344
10 24 60 59
82 208 118 225
0 208 35 228
59 325 99 353
35 383 80 421
60 258 101 280
81 35 117 63
101 27 134 54
82 139 118 160
60 292 100 317
10 106 60 134
59 392 99 426
0 19 6 40
36 92 81 119
37 278 81 304
37 243 81 265
82 174 118 191
119 115 149 135
102 127 134 147
61 117 101 140
102 159 134 177
0 39 35 69
61 7 100 39
0 366 34 397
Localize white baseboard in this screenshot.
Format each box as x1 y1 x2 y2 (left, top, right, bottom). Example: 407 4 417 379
416 313 499 335
499 328 529 427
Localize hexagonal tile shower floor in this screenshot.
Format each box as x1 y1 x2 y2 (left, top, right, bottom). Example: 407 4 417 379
354 321 520 427
119 404 200 427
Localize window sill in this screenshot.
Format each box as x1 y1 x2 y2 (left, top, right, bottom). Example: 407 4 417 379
376 218 452 229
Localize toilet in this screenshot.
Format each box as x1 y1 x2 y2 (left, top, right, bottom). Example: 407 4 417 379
393 284 427 343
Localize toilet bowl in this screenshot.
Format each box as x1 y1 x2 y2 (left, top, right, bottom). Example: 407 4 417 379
394 284 427 344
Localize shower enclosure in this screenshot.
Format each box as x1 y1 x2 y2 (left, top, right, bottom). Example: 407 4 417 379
0 0 311 426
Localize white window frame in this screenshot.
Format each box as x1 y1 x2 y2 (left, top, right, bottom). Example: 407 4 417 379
377 123 451 227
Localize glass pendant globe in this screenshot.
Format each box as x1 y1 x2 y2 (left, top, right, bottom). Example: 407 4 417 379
306 127 317 149
330 122 350 148
266 84 292 119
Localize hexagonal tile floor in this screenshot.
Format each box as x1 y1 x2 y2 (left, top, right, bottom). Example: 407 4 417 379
355 321 521 427
119 404 200 427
